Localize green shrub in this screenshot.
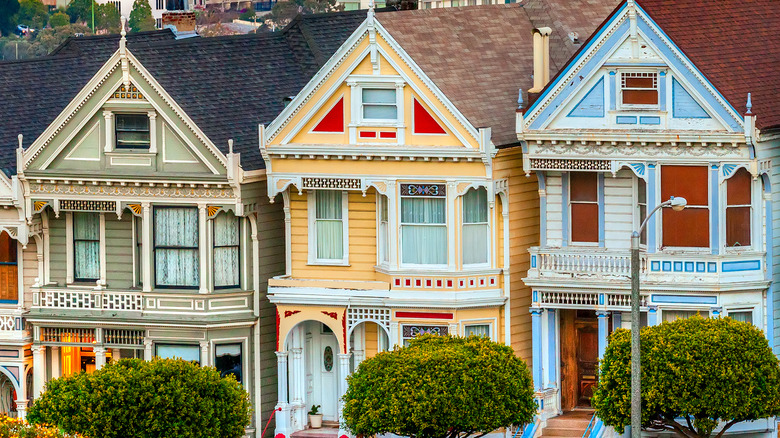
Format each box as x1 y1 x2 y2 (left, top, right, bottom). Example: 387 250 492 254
28 358 251 438
593 315 780 438
343 335 536 438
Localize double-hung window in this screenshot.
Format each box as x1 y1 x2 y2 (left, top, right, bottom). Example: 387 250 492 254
156 344 200 363
726 168 751 247
621 72 659 107
401 184 447 265
378 195 389 264
362 88 397 122
570 172 598 244
728 310 753 325
313 191 346 262
637 178 647 245
73 212 100 282
215 344 243 384
462 187 489 265
154 207 199 288
214 212 240 288
661 165 709 248
115 114 150 149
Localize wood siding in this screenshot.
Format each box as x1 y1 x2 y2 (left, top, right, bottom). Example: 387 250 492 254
604 170 635 249
546 173 564 247
22 240 36 307
493 147 539 363
48 212 66 285
105 214 133 289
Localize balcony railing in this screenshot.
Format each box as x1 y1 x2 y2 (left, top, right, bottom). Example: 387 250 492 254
34 289 143 311
527 247 767 287
0 308 28 341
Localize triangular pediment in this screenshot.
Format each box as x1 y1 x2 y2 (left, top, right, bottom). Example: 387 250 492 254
265 17 481 151
523 2 743 134
23 48 227 177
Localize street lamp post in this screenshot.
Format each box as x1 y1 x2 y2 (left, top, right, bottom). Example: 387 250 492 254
630 196 686 438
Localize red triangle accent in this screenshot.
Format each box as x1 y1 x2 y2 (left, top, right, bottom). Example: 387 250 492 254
312 98 344 133
413 98 446 134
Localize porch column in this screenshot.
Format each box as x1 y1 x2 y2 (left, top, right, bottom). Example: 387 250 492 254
597 311 609 360
15 400 27 420
199 341 209 367
50 346 60 379
15 373 27 420
389 321 400 348
94 347 106 370
274 351 292 438
648 306 658 326
32 345 45 398
290 346 305 429
530 308 543 391
198 203 208 294
144 339 153 361
546 309 557 388
337 353 351 438
111 348 121 363
141 202 152 293
352 324 365 370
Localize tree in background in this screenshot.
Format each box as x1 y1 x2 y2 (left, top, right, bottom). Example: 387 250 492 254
128 0 155 32
48 11 71 27
28 358 251 438
267 0 341 28
593 315 780 438
342 335 536 438
0 0 20 36
238 4 256 21
27 23 90 56
15 0 48 30
65 0 91 23
95 2 120 32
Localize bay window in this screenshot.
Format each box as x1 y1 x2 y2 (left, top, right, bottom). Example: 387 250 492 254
726 168 751 247
727 310 753 325
464 324 490 338
378 195 389 264
463 187 489 265
570 172 598 244
154 207 199 288
661 165 709 248
156 344 199 363
313 190 346 262
662 310 698 322
637 178 647 244
401 184 447 265
214 212 240 288
73 212 100 282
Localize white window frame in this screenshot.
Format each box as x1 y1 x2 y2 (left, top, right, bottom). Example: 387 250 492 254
376 194 390 266
724 307 757 326
461 318 496 341
658 164 712 252
66 211 106 287
633 176 648 247
308 190 349 266
461 188 491 268
347 76 406 128
618 70 660 111
399 184 448 269
568 172 599 247
722 169 757 252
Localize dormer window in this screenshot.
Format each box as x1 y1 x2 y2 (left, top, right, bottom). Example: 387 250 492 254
115 114 150 149
362 88 398 122
620 72 658 107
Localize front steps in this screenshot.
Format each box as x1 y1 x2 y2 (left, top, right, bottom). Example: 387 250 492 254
541 410 595 438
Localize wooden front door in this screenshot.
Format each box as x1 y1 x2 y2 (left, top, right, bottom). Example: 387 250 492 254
560 310 600 411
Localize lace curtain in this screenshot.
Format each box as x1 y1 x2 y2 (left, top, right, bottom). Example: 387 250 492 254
74 212 100 281
155 207 199 287
214 212 240 287
315 191 343 260
401 197 446 264
463 188 488 265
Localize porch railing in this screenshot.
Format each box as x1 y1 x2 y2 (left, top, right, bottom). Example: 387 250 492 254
34 289 143 311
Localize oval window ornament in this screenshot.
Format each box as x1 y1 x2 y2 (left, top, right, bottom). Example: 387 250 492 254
323 346 334 372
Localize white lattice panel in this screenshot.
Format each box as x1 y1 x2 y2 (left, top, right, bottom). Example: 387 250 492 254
347 307 390 332
103 293 143 311
0 315 15 331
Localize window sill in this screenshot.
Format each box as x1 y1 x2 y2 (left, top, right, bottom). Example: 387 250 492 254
307 260 350 267
105 150 156 156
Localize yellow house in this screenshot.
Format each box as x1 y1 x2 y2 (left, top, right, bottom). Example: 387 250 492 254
260 4 616 437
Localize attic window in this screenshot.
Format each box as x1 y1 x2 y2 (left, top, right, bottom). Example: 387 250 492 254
621 72 658 106
115 114 150 149
362 88 398 122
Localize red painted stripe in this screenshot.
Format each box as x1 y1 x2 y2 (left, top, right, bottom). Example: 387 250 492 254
379 131 397 139
396 311 454 319
358 131 377 138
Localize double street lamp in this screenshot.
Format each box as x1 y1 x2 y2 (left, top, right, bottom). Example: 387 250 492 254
629 196 687 438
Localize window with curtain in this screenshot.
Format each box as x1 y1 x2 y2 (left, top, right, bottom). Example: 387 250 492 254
637 178 647 245
728 310 753 325
362 88 397 121
213 212 240 288
726 168 751 247
315 191 344 261
135 216 142 287
662 310 698 322
154 207 199 288
661 165 709 247
463 188 488 265
570 172 598 243
378 195 389 264
464 324 490 338
215 343 242 384
0 233 17 302
156 344 199 363
74 212 100 281
401 185 446 265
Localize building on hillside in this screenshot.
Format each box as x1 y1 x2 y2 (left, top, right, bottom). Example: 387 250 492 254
518 0 777 435
95 0 188 30
259 3 615 437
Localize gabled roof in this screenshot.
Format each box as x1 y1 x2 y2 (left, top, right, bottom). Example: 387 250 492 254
0 10 371 176
379 0 621 147
637 0 780 131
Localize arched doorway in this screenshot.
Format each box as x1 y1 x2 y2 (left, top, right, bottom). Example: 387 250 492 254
0 373 17 417
348 321 389 372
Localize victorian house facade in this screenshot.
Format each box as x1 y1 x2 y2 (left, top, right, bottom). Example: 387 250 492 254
518 0 777 435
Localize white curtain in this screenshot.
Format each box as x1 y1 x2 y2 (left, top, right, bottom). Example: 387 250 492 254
155 207 199 287
74 212 100 281
465 324 490 338
662 310 697 323
378 195 389 263
729 311 753 324
214 212 240 288
463 188 488 265
401 197 446 264
315 191 344 260
156 344 200 363
362 89 397 120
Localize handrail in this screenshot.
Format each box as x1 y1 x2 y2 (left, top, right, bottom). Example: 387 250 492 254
261 407 281 438
582 412 597 438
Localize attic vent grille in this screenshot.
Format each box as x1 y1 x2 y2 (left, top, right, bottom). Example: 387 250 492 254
530 158 610 171
347 307 391 333
302 178 361 190
114 85 144 100
621 72 657 88
60 200 117 212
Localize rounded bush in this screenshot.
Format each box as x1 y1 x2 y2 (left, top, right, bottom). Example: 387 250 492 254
28 358 250 438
